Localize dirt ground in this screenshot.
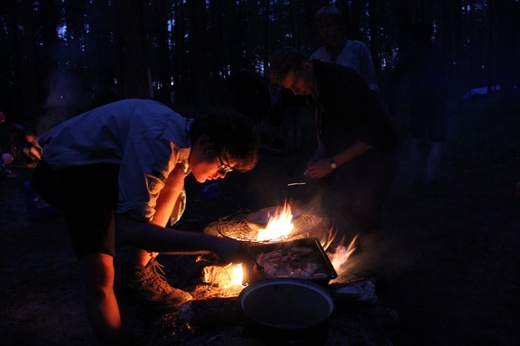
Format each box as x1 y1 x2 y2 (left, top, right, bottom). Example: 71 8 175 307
1 95 519 345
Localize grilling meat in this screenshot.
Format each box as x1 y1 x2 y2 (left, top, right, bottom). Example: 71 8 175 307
255 246 322 279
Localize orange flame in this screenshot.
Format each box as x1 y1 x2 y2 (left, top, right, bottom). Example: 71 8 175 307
256 203 295 241
204 203 298 291
203 263 244 291
203 204 359 292
328 234 359 281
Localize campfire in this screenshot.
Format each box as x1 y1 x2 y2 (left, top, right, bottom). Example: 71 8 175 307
166 203 381 345
201 202 358 292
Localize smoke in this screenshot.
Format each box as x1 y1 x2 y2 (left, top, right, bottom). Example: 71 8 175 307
284 180 415 282
37 71 89 136
37 38 95 136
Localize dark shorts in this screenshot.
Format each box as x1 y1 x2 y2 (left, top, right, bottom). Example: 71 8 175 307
409 95 449 142
31 160 120 258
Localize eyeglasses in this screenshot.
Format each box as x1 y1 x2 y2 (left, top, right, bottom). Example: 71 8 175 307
217 153 233 173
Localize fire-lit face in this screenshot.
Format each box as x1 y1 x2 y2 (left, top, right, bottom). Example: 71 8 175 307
281 62 316 96
189 136 236 183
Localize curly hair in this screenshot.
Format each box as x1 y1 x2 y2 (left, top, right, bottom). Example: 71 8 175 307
190 109 259 172
268 47 309 86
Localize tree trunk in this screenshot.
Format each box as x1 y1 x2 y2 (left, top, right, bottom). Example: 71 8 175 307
87 0 119 109
114 0 149 99
368 0 381 80
150 0 174 106
188 0 209 107
494 0 518 96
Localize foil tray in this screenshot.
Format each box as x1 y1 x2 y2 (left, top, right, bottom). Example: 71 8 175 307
243 237 338 285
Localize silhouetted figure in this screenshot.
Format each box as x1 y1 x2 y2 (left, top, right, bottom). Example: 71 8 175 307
387 22 451 192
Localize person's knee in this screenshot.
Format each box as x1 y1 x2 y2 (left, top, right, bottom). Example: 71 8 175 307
79 254 116 296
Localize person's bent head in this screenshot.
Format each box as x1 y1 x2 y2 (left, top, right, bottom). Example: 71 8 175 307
190 109 259 174
269 47 315 96
269 47 309 86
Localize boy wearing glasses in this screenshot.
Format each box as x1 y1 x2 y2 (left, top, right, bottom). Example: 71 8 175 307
31 98 259 345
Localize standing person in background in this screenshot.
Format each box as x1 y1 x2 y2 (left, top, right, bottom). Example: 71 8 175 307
310 5 380 93
269 47 400 249
386 22 451 192
31 98 259 345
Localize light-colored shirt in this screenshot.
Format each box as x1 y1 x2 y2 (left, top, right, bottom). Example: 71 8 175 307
311 39 380 92
39 98 191 221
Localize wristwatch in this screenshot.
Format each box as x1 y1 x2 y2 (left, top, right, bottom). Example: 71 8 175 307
329 158 337 169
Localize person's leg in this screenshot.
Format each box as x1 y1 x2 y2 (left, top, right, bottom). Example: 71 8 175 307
61 205 126 344
120 167 192 310
33 162 128 343
409 138 423 177
426 141 443 182
409 97 429 191
425 99 448 184
79 253 123 345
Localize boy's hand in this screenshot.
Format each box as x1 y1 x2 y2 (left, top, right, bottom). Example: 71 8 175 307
212 237 249 265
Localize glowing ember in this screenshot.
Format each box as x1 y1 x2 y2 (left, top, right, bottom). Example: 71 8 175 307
256 203 295 241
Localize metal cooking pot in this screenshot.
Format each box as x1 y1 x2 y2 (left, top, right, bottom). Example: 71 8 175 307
238 278 335 345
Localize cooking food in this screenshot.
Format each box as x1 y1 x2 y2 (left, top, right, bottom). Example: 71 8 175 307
256 246 328 280
243 238 337 285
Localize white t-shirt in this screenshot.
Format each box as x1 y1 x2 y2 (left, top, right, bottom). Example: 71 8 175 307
311 39 380 92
